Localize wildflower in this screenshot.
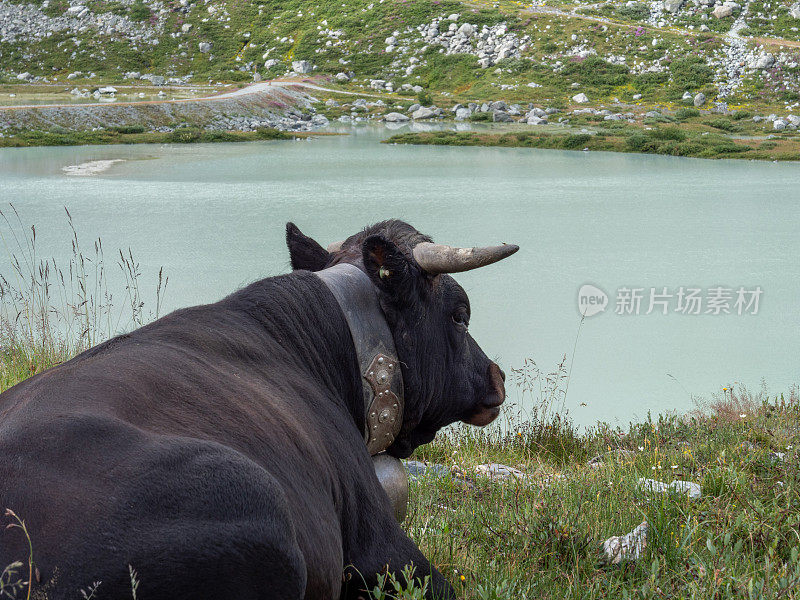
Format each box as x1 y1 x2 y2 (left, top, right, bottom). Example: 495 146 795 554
787 445 793 450
671 465 678 469
740 414 747 418
460 575 466 582
638 446 644 451
651 466 656 471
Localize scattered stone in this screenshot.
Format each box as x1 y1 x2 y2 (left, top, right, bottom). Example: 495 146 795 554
587 449 636 467
693 92 706 107
492 110 512 122
474 463 529 482
198 41 212 53
790 4 800 18
638 478 702 499
97 86 117 94
572 92 589 104
292 60 313 74
411 106 436 119
712 4 733 18
632 93 643 100
335 72 350 82
383 112 410 122
602 521 648 565
773 119 787 130
454 107 472 120
751 53 775 70
664 0 684 13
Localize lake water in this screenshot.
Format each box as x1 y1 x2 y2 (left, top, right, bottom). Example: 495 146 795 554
1 125 798 427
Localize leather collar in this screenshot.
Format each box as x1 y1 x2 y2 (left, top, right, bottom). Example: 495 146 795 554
315 263 404 455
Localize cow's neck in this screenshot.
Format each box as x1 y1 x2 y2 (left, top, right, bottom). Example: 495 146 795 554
315 264 404 456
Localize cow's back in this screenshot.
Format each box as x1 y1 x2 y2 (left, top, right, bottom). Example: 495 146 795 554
0 274 362 599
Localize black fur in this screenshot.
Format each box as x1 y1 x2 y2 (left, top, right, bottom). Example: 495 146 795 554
0 220 507 600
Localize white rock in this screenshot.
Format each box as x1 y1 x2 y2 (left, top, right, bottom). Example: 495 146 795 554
693 92 706 107
790 4 800 18
474 463 529 481
638 478 702 499
98 86 117 94
198 42 212 53
752 53 775 69
527 115 548 125
572 92 589 103
712 5 733 17
773 119 787 130
454 107 472 120
383 112 410 122
292 60 313 74
181 23 192 33
457 23 475 36
411 106 436 119
335 72 350 82
633 93 643 100
602 521 648 565
264 59 279 69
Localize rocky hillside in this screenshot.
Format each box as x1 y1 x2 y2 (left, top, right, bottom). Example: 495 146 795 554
1 0 800 110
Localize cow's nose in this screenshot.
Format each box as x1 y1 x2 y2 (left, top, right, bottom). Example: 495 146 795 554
485 363 506 407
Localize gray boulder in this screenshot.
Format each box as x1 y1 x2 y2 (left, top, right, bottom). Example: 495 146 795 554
492 110 513 122
693 92 706 107
712 5 733 18
454 107 472 120
664 0 684 13
292 60 313 74
383 112 410 122
411 106 436 119
198 42 212 53
572 92 589 103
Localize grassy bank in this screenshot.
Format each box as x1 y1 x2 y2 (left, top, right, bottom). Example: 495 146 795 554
399 386 800 599
0 126 337 148
385 128 800 161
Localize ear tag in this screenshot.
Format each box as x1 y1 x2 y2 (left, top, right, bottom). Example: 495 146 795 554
379 266 392 280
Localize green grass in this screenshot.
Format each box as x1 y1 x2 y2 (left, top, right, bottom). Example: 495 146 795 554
0 126 302 148
397 387 800 599
384 127 800 161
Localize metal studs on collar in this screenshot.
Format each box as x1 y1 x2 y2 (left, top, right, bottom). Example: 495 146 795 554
364 352 403 455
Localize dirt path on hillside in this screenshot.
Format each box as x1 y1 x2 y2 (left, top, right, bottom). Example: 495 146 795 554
0 79 387 111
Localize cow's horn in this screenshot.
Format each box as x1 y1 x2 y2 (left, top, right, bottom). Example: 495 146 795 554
327 241 344 253
412 242 519 275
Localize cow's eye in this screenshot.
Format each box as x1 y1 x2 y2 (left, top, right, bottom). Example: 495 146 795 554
452 310 469 330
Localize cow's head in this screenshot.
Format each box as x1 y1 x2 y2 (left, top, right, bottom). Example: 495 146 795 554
286 220 517 458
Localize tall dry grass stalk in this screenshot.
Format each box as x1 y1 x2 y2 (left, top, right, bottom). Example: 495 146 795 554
0 204 168 391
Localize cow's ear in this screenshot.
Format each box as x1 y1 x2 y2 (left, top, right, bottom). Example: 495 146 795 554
286 222 330 272
362 235 418 300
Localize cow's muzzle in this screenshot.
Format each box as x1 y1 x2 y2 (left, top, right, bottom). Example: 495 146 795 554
463 363 506 427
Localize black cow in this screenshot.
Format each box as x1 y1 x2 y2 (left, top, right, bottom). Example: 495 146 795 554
0 220 517 600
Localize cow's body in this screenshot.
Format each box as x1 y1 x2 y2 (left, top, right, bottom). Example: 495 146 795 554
0 272 432 599
0 220 516 599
